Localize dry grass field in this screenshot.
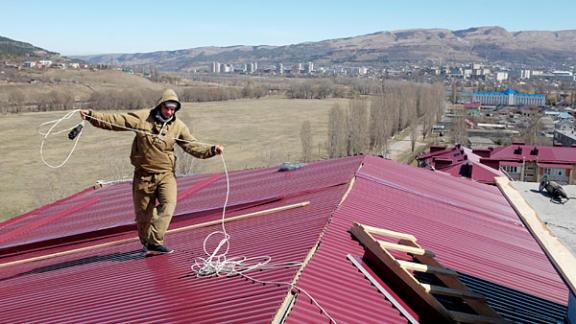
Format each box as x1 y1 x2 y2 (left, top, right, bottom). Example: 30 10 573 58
0 70 165 103
0 97 349 220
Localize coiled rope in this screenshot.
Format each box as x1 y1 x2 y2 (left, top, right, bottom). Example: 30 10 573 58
39 109 337 323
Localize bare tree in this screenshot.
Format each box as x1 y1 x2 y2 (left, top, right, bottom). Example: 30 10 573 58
7 89 26 113
347 98 369 155
410 118 418 152
328 104 347 158
451 114 468 145
450 81 460 104
522 107 542 145
300 121 313 162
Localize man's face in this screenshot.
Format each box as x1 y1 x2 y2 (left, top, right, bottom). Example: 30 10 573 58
161 102 177 119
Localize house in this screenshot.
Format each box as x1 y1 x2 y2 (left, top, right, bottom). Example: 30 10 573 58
478 144 576 184
463 102 481 117
0 156 571 322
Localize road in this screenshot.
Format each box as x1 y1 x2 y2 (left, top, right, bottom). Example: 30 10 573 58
387 125 428 162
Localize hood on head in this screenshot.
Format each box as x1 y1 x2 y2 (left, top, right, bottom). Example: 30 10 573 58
156 89 181 111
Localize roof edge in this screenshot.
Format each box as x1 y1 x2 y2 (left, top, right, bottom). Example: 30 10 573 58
495 176 576 296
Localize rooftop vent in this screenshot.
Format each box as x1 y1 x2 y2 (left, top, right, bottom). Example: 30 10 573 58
513 147 522 155
530 147 539 155
278 162 305 172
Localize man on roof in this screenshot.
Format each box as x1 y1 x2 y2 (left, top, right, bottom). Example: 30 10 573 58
80 89 223 255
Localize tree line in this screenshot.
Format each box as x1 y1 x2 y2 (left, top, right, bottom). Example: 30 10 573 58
0 83 268 113
322 81 445 159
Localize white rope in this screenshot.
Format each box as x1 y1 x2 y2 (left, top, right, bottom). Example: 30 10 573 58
191 154 337 323
39 110 184 169
39 110 337 323
38 109 85 169
190 154 277 277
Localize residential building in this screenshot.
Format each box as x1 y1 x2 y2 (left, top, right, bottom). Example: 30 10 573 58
554 129 576 147
210 62 220 73
477 144 576 184
495 71 508 82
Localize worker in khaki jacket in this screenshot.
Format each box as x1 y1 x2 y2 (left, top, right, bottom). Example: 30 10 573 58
80 89 223 255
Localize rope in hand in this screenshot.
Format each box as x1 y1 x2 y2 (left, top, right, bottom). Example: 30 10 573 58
39 110 337 323
38 109 85 169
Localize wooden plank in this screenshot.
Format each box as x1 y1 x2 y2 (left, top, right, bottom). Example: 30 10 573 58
397 260 458 276
360 224 417 241
496 176 576 296
420 284 485 299
378 240 435 257
0 201 310 269
350 223 453 321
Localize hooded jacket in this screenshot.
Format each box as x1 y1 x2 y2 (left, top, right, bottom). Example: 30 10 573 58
87 89 215 173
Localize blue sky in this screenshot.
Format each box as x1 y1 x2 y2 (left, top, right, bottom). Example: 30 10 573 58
2 0 575 55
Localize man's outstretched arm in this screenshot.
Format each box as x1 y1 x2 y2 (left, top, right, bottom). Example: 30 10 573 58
80 109 142 131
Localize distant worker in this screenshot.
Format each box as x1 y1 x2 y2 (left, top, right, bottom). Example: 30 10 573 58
80 89 223 255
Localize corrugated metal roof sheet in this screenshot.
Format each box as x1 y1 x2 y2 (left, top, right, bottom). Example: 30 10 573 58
1 155 569 323
487 145 576 163
287 156 568 323
0 157 363 323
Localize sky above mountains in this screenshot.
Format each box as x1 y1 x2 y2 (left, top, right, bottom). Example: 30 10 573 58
2 0 575 55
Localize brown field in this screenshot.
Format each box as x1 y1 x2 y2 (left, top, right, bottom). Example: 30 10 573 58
0 97 349 220
0 70 166 102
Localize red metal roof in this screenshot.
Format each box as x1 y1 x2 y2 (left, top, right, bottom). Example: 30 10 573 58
417 145 504 184
287 157 567 323
0 155 569 323
486 145 576 163
440 160 505 184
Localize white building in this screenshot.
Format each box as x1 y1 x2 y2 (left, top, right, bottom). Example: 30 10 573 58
495 72 509 82
38 60 52 67
520 69 531 80
210 62 221 73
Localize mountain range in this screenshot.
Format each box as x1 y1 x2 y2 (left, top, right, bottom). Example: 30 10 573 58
76 27 576 71
0 35 57 60
3 27 576 71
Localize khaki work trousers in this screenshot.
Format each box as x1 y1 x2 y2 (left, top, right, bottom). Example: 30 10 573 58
132 171 177 246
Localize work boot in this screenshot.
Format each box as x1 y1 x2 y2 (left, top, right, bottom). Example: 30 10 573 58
145 244 174 255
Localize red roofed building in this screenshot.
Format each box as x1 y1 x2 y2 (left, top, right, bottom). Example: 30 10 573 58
0 156 570 322
477 144 576 184
417 144 505 185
